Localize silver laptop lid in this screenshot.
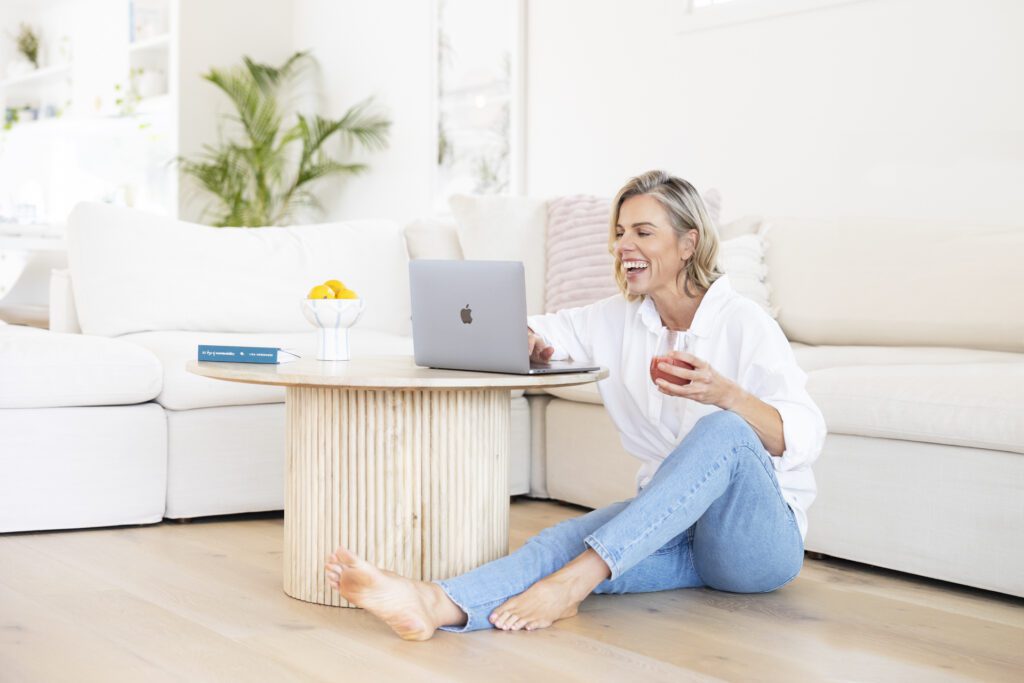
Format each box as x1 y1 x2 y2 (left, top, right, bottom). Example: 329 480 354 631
410 260 531 373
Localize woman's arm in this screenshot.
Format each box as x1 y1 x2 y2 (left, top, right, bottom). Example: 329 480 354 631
721 387 785 457
654 353 786 456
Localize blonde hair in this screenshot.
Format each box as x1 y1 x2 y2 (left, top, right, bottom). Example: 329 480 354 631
609 170 722 300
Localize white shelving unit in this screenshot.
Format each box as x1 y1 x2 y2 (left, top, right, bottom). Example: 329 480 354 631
0 63 72 89
0 0 294 324
0 0 293 223
128 32 170 54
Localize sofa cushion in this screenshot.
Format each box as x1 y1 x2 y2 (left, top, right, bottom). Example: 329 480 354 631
791 344 1024 373
808 362 1024 455
449 194 548 316
764 218 1024 352
67 202 411 338
121 329 414 410
0 326 161 408
544 195 619 313
545 382 604 405
404 219 463 260
545 344 1024 455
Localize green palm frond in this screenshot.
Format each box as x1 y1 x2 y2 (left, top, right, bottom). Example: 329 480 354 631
332 98 391 152
180 51 389 227
243 51 310 95
297 160 368 187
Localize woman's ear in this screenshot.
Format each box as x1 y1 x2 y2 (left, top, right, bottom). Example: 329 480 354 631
680 229 698 259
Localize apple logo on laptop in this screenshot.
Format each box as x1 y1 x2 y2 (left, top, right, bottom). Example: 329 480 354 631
460 305 473 324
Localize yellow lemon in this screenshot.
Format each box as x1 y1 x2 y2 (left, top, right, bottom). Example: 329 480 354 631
324 279 346 296
308 284 335 299
335 288 358 300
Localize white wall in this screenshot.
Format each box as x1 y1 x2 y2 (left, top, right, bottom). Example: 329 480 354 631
292 0 435 223
177 0 294 222
526 0 1024 224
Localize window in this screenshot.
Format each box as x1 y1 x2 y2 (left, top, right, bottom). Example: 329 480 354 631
432 0 524 212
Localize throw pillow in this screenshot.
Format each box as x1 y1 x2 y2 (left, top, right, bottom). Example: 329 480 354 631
544 195 619 313
449 194 548 315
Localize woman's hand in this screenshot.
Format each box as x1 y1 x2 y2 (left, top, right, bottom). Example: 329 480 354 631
654 351 739 409
528 328 555 364
655 351 787 456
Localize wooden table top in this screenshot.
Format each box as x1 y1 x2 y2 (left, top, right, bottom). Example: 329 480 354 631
187 356 608 390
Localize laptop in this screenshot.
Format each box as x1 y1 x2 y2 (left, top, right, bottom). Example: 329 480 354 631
409 260 601 375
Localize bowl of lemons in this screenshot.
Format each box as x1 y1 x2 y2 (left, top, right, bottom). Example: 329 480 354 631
301 279 364 361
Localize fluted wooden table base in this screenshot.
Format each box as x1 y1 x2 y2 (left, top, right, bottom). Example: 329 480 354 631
283 386 511 607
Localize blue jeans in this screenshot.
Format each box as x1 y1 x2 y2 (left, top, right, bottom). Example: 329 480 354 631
434 411 805 632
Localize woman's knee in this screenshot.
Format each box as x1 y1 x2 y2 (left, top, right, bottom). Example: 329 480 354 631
698 550 803 594
691 410 758 446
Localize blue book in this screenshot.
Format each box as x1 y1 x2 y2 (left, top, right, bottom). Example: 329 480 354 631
197 345 300 364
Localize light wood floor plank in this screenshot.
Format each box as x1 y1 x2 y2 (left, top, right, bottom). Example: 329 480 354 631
1 499 1021 683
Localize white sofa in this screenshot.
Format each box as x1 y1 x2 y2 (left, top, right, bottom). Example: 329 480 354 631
2 200 1021 601
409 202 1024 598
0 202 532 532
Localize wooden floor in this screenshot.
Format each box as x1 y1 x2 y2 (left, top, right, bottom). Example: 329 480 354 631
1 500 1021 682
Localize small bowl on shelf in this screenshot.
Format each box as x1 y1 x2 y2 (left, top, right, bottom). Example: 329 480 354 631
301 298 365 361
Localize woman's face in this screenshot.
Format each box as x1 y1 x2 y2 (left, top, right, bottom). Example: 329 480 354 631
614 194 695 299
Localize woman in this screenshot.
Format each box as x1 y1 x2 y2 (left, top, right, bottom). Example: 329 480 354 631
324 170 826 640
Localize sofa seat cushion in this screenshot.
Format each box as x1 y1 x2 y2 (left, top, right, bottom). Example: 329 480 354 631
0 325 162 408
121 329 415 410
808 362 1024 455
791 344 1023 373
545 382 604 405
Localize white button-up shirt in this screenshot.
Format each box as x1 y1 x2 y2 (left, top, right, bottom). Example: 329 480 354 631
527 275 826 538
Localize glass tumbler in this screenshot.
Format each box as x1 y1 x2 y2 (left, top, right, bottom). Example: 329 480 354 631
649 329 695 386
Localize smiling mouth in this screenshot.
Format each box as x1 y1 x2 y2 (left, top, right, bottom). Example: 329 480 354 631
623 260 649 274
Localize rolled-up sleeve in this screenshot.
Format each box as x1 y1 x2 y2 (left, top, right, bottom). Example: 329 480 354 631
739 319 827 472
751 362 827 471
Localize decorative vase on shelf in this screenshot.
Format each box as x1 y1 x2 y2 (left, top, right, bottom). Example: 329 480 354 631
301 298 365 361
137 69 166 99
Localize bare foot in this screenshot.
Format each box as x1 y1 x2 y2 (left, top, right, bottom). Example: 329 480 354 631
324 546 465 641
489 549 610 632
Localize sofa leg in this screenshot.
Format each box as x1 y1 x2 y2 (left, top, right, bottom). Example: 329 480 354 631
169 517 192 524
805 551 829 561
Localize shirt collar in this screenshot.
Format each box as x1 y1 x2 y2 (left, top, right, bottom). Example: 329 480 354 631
635 274 734 338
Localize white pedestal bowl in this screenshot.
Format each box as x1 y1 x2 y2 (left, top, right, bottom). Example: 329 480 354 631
301 299 365 361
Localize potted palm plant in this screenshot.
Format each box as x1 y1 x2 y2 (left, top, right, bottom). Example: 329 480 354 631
180 51 391 227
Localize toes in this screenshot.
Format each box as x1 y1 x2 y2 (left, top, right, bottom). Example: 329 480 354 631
506 615 526 631
490 608 510 630
333 546 361 567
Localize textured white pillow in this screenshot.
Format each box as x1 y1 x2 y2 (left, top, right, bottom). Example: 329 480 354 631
717 232 773 315
67 203 411 337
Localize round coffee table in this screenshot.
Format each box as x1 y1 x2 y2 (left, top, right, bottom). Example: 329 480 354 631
187 356 607 607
